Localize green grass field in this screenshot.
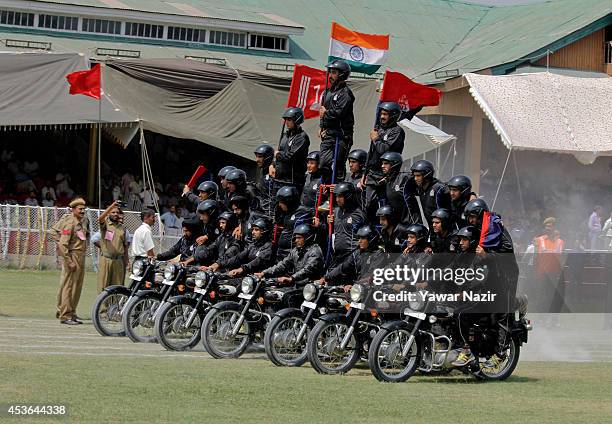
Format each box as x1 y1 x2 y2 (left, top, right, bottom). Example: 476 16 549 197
1 269 612 423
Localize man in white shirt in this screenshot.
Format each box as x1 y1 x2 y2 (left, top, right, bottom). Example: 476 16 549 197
131 209 156 258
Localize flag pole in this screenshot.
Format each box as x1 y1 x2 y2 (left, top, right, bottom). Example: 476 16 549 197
97 63 102 210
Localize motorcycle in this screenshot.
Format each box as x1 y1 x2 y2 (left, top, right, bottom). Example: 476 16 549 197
122 263 197 343
368 292 532 382
200 275 303 359
264 282 348 367
154 271 238 351
306 283 387 375
91 258 163 337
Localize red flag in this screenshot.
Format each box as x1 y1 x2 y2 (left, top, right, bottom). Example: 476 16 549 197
380 70 442 109
66 64 101 99
286 64 327 119
186 165 207 189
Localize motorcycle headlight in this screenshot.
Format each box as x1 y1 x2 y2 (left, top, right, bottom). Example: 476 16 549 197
164 264 176 280
241 276 254 294
303 283 317 301
195 271 207 288
132 260 144 276
350 284 365 302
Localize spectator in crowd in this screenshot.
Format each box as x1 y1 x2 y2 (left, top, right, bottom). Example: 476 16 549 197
56 191 71 207
41 180 57 202
121 172 134 201
140 185 159 210
23 158 39 177
55 172 74 198
1 148 14 163
42 192 55 207
111 179 121 202
602 210 612 250
24 191 39 206
160 204 183 237
588 205 603 250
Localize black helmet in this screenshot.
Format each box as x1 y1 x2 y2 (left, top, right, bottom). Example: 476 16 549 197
456 226 479 250
225 169 247 185
218 210 237 231
431 208 452 230
380 152 403 173
379 101 402 123
196 181 218 197
228 195 249 211
357 225 379 243
181 217 201 234
197 199 219 219
276 186 300 208
410 160 435 180
282 107 304 125
447 175 472 196
348 149 367 165
376 205 395 218
218 165 236 179
254 144 274 162
406 224 429 244
306 151 320 162
464 198 489 219
251 217 272 238
326 59 351 81
293 223 315 244
334 181 356 201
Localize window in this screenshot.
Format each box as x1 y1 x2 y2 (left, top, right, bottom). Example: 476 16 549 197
209 30 245 47
82 18 121 35
38 14 78 31
167 26 205 43
249 34 287 51
124 22 163 39
0 10 34 27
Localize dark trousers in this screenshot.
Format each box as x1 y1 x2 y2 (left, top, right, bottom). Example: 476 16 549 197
319 134 352 183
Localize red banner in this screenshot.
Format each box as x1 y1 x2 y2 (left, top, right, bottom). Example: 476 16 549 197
186 165 207 188
66 64 101 100
286 64 327 119
380 70 441 109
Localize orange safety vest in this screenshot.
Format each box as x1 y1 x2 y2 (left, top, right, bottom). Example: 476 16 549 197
534 235 564 275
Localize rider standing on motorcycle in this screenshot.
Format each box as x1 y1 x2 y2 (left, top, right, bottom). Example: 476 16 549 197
274 186 313 260
345 149 367 205
406 160 451 227
312 181 366 267
255 224 324 285
362 101 405 222
211 217 274 278
217 165 236 205
253 144 275 218
271 107 310 197
379 152 411 225
447 175 477 229
156 217 201 262
196 199 221 247
376 205 404 253
300 151 323 209
228 195 257 245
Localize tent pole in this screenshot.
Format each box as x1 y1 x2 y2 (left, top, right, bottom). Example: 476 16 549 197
512 151 526 216
87 126 97 203
492 148 512 211
97 66 103 209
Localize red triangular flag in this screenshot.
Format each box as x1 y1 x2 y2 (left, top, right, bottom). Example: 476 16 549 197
380 70 441 109
66 64 101 100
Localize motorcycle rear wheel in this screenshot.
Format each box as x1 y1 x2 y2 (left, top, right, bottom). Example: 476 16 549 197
473 337 521 381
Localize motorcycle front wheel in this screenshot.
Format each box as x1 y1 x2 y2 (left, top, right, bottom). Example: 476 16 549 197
91 290 128 337
201 307 251 359
307 319 361 375
368 325 421 382
154 300 203 351
264 314 310 367
122 294 161 343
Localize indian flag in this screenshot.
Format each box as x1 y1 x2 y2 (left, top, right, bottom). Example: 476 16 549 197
328 22 389 75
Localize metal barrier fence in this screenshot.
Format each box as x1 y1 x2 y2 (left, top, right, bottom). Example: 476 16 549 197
0 205 181 270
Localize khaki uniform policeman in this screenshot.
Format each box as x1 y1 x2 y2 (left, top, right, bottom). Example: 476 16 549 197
54 198 89 325
97 201 128 293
